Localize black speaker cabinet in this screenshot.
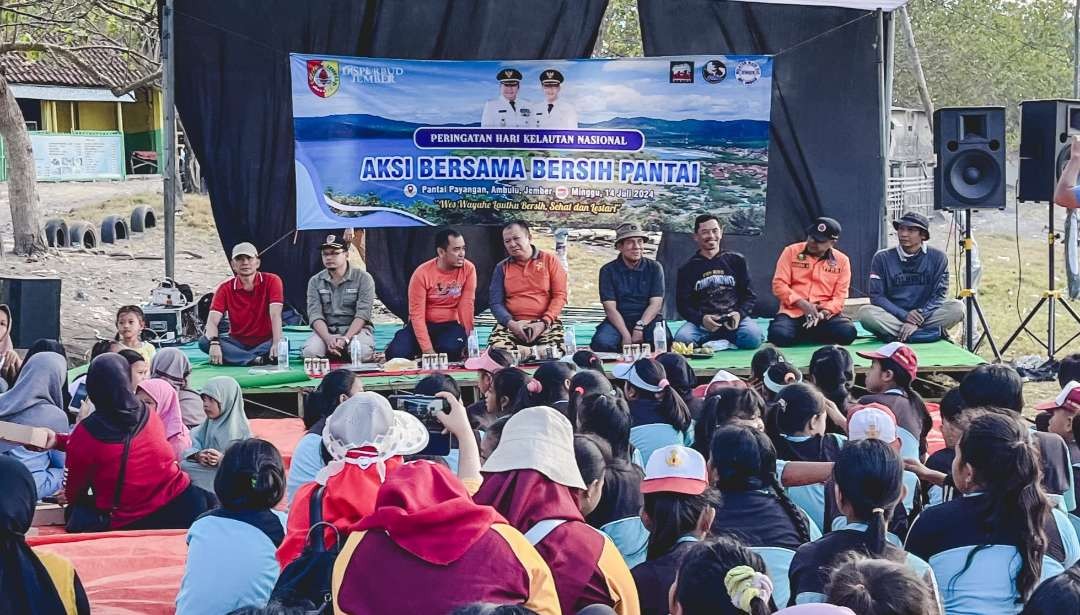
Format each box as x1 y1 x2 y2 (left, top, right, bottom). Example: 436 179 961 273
933 106 1006 210
1018 99 1080 202
0 276 61 348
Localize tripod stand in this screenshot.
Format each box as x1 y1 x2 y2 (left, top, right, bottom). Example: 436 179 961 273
957 210 1001 360
1000 200 1080 359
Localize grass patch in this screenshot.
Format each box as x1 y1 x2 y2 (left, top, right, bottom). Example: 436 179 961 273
62 193 217 234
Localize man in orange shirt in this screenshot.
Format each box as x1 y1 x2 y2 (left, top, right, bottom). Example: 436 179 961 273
385 229 476 361
767 217 858 347
488 220 569 350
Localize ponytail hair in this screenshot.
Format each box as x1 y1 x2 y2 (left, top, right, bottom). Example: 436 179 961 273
709 425 811 544
625 358 691 432
881 356 932 455
570 349 605 372
642 489 720 561
303 369 357 430
767 383 827 462
958 411 1050 602
578 393 634 462
809 345 855 411
530 361 576 407
656 352 697 401
833 439 903 556
694 388 765 459
490 367 534 417
214 438 285 511
568 369 614 429
675 535 775 615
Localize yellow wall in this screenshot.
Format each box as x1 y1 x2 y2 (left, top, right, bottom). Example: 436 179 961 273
50 101 74 132
121 88 160 133
75 101 118 131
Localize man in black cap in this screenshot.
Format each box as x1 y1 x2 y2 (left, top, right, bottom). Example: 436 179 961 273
481 68 534 128
858 212 963 343
302 234 376 361
768 216 858 346
534 68 578 130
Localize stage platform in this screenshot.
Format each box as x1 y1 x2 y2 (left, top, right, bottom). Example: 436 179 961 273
68 320 984 403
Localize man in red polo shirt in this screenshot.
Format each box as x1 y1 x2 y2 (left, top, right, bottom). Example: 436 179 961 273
199 242 285 365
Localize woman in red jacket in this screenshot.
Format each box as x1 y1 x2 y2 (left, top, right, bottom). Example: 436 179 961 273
62 353 217 530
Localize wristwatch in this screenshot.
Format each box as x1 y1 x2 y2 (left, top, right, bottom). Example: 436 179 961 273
634 320 645 330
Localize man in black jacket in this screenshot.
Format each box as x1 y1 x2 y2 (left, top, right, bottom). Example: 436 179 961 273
673 215 763 350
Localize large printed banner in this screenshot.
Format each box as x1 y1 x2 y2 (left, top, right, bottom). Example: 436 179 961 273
291 54 772 232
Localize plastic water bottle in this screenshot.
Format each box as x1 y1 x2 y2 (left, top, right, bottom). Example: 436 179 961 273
277 339 289 369
563 325 577 355
467 329 481 359
653 322 668 354
349 336 362 366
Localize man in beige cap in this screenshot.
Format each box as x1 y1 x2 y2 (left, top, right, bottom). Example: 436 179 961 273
199 242 285 365
590 221 668 352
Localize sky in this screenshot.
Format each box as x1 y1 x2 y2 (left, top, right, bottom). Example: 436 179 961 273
291 54 773 124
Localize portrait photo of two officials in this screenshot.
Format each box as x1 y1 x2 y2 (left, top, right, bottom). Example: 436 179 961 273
480 67 579 129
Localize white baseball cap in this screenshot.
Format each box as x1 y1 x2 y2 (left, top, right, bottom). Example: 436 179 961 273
322 392 429 461
1035 380 1080 412
641 445 709 495
847 402 900 451
231 242 259 259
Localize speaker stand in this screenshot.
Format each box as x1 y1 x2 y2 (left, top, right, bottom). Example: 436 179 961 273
958 210 1001 360
1000 201 1080 359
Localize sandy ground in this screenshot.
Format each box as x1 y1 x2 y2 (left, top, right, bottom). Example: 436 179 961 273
0 177 231 362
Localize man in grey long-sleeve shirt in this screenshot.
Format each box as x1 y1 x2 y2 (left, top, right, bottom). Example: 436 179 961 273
857 212 963 343
302 234 377 360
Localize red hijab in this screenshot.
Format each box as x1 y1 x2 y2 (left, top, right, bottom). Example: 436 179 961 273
473 468 584 531
354 461 504 565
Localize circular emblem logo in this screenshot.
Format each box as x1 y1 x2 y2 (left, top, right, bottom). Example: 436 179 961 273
702 60 727 84
817 223 827 232
555 186 570 199
735 60 761 85
403 184 417 197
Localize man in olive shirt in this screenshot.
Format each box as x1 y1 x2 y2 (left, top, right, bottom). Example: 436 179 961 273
303 234 376 361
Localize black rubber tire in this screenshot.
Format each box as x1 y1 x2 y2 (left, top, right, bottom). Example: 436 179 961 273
130 205 157 232
44 218 68 248
100 214 130 244
67 221 98 249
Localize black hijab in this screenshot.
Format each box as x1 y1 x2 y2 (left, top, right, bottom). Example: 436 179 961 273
0 456 68 615
80 353 148 443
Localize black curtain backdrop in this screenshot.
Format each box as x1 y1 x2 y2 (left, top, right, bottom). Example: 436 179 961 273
638 0 888 317
173 0 608 319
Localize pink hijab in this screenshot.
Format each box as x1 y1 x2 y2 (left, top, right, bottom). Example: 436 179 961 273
138 378 191 458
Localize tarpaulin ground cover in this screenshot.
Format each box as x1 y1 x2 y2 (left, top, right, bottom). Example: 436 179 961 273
28 530 188 615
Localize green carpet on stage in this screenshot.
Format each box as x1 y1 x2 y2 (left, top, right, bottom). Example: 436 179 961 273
68 319 984 392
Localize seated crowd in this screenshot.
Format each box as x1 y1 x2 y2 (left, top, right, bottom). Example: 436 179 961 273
7 213 1073 615
6 319 1080 614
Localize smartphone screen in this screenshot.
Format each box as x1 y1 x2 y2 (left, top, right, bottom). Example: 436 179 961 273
69 382 88 411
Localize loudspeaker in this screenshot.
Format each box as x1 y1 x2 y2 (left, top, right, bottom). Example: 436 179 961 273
0 276 61 348
933 106 1006 210
1018 99 1080 202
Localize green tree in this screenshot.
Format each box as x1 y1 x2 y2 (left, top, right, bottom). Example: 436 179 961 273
894 0 1074 143
593 0 644 58
0 0 160 254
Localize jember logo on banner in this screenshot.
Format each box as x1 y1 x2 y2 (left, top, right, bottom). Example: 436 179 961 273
307 60 340 98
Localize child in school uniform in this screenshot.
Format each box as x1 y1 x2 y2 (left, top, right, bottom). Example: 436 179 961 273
767 383 846 529
825 556 940 615
176 439 287 615
631 445 717 615
709 424 817 550
181 377 252 492
1034 381 1080 513
613 358 693 466
668 535 777 615
856 342 931 462
789 438 937 607
905 411 1080 613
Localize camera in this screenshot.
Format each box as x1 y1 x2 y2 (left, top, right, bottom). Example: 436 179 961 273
388 394 450 429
